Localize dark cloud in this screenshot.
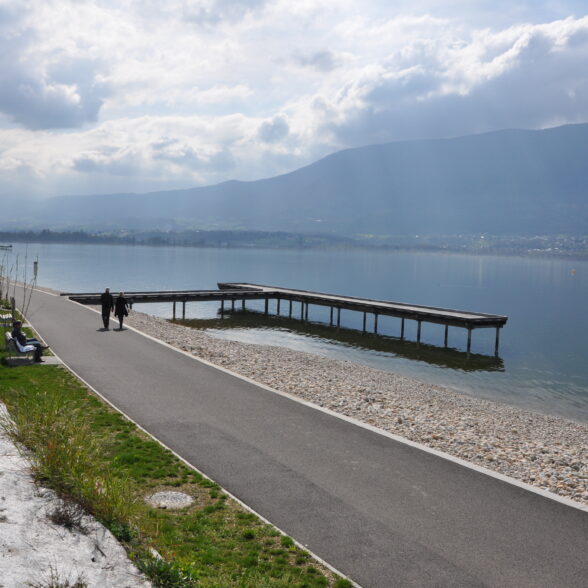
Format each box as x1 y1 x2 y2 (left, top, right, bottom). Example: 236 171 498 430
152 139 204 169
327 23 588 146
293 50 339 72
73 152 143 176
0 20 108 130
257 115 289 143
182 0 267 24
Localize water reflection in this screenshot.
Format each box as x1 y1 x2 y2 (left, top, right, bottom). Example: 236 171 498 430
175 310 505 373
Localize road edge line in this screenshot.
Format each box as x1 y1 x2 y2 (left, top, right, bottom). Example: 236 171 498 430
25 304 361 587
64 298 588 514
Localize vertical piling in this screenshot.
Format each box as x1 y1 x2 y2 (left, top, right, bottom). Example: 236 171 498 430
417 320 422 344
400 318 405 340
305 303 309 321
264 298 269 316
289 300 292 318
467 327 472 353
231 299 235 312
172 301 176 320
337 307 341 328
242 299 246 310
495 327 500 356
182 301 186 319
444 325 449 347
374 313 379 334
330 307 333 326
221 299 225 316
277 298 281 316
363 312 367 332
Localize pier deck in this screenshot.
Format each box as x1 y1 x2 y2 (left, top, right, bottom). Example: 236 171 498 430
63 282 508 353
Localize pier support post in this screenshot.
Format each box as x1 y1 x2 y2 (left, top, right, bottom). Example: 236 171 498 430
495 327 500 356
182 301 186 319
444 325 448 347
337 307 341 328
467 327 472 353
231 299 235 312
374 313 379 334
300 302 304 320
221 299 225 316
305 303 309 321
264 298 269 316
289 300 292 318
242 299 245 310
172 301 176 320
417 320 422 344
277 298 281 316
400 318 405 340
330 307 333 326
363 312 366 332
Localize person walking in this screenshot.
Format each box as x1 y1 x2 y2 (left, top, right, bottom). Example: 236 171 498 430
100 287 114 330
114 292 129 330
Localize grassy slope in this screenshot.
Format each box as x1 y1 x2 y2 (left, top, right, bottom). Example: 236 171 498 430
0 319 351 588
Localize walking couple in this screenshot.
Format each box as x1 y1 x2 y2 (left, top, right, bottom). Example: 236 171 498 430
100 288 130 330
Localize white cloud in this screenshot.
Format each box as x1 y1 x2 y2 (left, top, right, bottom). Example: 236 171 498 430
0 1 587 199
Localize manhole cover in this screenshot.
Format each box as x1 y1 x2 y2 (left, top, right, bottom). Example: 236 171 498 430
145 491 194 509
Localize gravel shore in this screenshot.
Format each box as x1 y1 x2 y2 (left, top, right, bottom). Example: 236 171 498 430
126 310 588 506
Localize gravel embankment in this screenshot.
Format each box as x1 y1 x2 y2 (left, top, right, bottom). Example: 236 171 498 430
125 311 587 506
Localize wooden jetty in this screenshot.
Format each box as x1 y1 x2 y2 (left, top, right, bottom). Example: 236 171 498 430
63 283 507 354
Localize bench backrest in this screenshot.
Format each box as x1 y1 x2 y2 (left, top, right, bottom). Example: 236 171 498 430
5 332 18 353
4 332 32 355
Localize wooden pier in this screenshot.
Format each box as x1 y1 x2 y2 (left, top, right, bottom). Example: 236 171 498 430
63 282 507 354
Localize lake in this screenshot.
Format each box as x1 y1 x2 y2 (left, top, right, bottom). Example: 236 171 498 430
3 242 587 422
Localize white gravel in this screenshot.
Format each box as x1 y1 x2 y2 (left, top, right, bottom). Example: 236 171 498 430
0 407 151 588
125 310 588 507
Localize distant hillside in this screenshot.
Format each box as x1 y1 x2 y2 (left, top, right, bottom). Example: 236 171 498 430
10 123 588 235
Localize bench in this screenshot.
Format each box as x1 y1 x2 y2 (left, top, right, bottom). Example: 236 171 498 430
4 331 36 365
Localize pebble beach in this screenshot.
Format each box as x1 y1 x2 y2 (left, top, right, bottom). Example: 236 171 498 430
125 310 588 507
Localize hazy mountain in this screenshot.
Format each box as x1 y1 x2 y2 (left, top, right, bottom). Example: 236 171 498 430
13 123 588 235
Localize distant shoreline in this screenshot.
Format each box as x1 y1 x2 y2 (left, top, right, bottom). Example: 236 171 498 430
2 230 588 260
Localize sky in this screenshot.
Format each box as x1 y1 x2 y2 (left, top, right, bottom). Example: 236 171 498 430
1 0 588 200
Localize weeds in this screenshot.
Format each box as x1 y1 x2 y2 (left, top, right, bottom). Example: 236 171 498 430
27 564 87 588
48 498 87 534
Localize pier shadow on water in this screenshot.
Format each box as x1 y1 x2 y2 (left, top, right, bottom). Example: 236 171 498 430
174 310 504 373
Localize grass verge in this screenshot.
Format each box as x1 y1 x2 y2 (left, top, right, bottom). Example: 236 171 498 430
0 324 352 587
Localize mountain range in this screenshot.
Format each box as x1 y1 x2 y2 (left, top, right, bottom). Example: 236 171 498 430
7 122 588 236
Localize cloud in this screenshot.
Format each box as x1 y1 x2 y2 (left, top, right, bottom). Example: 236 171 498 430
1 2 588 199
293 50 340 72
320 16 588 145
257 115 290 143
181 0 268 24
0 6 109 130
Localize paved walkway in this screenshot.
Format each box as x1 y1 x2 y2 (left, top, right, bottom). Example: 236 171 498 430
24 288 588 587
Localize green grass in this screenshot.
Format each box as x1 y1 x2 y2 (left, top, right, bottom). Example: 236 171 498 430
0 322 351 587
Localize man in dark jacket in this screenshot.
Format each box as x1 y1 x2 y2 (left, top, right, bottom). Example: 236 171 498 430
100 287 114 330
11 320 46 362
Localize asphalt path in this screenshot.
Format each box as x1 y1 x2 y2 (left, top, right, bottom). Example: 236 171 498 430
24 288 588 587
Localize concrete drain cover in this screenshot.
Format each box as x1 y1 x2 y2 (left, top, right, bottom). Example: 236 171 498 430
145 491 194 510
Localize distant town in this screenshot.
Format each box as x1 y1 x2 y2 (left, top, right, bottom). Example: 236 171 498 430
1 229 587 258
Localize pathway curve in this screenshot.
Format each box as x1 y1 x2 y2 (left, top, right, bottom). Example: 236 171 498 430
24 288 588 588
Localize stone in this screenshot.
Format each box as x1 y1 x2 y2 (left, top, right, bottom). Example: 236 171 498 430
145 491 194 510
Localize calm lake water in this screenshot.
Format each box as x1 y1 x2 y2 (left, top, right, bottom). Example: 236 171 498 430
4 242 588 422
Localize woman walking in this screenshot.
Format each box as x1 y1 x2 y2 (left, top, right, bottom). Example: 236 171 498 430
114 292 129 330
